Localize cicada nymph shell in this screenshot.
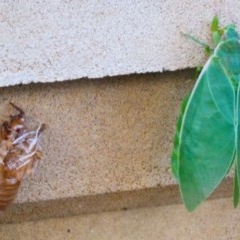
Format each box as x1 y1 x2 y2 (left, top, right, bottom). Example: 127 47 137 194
0 103 45 211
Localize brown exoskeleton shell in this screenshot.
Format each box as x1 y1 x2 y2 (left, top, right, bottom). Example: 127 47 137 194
0 103 45 211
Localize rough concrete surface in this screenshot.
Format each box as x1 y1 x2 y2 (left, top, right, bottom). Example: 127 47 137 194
0 70 196 223
0 198 239 240
1 1 240 86
0 70 235 223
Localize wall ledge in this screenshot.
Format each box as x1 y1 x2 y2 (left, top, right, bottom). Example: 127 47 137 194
1 1 240 86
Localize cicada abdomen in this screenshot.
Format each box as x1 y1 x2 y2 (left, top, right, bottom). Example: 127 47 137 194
0 177 21 211
0 103 45 211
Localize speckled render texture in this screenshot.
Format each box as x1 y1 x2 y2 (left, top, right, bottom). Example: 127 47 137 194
1 0 240 86
0 0 239 232
0 71 233 223
1 198 240 240
0 71 189 222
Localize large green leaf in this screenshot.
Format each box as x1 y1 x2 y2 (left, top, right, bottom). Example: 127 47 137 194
172 22 240 211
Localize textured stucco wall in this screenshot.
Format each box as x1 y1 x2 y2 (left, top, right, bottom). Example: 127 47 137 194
1 198 239 240
0 70 191 222
0 70 233 223
0 0 238 225
1 0 240 86
12 72 187 201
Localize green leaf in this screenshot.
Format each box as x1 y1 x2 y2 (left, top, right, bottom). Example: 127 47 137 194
211 16 219 33
212 31 221 46
172 94 190 182
172 19 240 211
234 165 239 208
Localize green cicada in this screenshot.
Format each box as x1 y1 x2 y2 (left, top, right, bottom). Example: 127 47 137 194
172 16 240 211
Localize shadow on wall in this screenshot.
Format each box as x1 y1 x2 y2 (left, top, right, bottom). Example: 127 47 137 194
0 177 233 224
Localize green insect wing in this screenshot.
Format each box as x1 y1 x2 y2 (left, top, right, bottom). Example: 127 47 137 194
172 25 240 211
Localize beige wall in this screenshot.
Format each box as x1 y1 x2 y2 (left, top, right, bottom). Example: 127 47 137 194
1 198 239 240
0 70 233 223
1 2 239 238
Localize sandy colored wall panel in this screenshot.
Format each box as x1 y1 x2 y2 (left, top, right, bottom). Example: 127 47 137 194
0 70 195 222
0 70 234 223
2 71 192 202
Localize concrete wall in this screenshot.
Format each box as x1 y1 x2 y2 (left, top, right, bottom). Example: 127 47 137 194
0 70 190 222
0 1 239 236
1 198 239 240
0 70 233 224
1 1 240 86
